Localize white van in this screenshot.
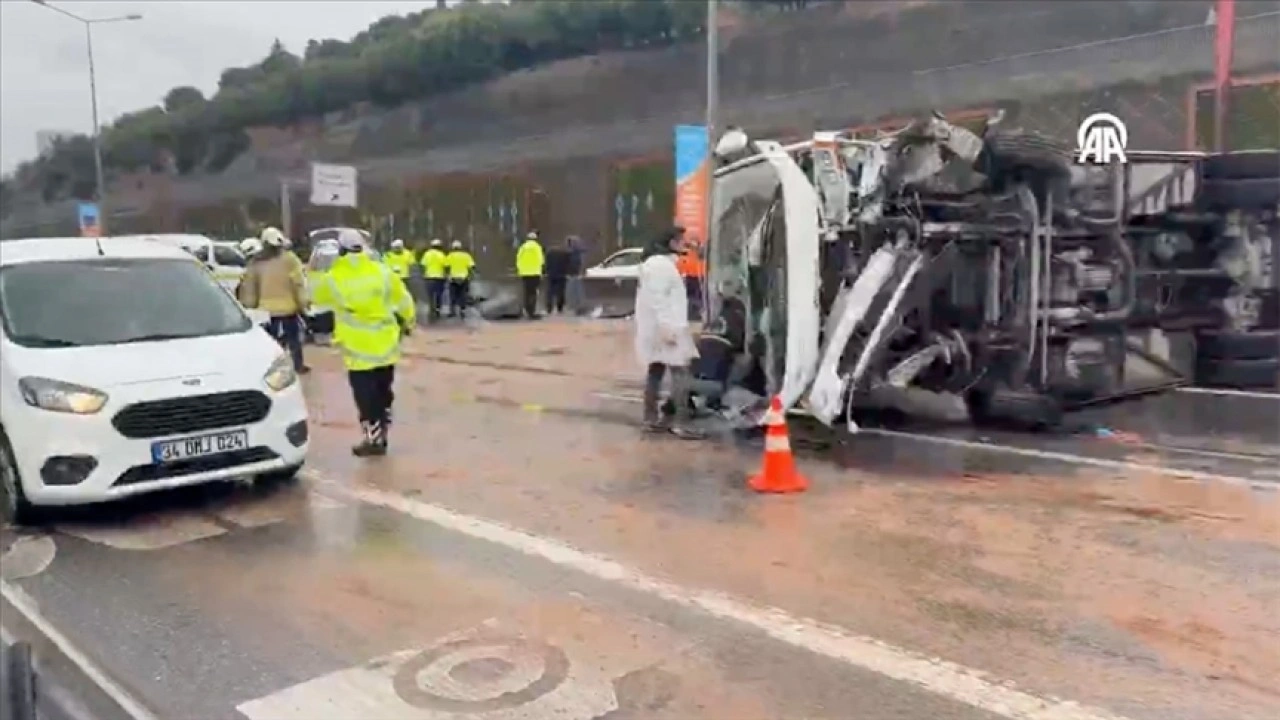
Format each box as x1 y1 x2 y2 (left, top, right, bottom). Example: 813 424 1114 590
117 233 248 293
0 237 310 525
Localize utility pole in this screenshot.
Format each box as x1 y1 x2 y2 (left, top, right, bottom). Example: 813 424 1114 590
280 180 293 239
30 1 142 235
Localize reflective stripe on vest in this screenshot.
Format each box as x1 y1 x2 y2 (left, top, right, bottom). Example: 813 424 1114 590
325 268 398 331
325 264 402 369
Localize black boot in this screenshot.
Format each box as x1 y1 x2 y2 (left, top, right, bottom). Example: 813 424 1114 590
352 421 386 457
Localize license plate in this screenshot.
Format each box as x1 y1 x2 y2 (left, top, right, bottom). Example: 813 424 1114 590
151 430 248 463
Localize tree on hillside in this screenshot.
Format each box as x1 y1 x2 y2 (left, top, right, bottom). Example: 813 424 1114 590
304 38 350 61
260 39 301 75
9 0 710 203
163 86 206 113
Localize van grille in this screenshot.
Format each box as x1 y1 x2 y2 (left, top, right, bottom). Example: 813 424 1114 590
112 391 272 439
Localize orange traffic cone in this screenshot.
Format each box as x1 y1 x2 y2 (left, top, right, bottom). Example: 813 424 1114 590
748 396 809 494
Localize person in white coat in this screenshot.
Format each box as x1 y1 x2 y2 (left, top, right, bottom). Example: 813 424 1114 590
634 226 704 438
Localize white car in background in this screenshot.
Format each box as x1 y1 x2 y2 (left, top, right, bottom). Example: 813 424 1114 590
117 233 248 293
584 247 644 279
0 237 309 524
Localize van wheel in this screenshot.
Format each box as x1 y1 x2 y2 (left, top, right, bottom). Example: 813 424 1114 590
0 431 39 527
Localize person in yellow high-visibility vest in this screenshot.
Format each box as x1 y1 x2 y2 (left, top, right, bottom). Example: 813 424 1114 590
384 238 414 280
310 228 416 456
515 231 545 319
445 240 475 318
420 238 448 321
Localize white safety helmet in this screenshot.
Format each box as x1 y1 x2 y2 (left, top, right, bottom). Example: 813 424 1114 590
451 240 462 250
260 226 287 248
239 237 264 256
526 231 538 241
391 238 405 249
336 228 365 252
430 238 443 248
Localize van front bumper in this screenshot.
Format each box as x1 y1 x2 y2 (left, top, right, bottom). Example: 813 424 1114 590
15 386 310 507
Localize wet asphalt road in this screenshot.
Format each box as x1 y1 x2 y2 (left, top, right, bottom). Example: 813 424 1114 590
2 320 1277 720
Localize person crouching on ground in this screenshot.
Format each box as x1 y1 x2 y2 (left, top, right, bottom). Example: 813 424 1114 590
634 225 704 439
239 228 310 374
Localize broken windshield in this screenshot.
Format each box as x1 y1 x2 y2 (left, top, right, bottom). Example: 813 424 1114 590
707 160 780 331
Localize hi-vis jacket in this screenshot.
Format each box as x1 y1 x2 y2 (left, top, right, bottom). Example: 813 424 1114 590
446 250 475 279
421 248 448 279
384 249 414 278
515 239 544 277
311 253 416 371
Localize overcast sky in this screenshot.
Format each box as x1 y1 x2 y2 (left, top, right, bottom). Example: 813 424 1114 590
0 1 439 175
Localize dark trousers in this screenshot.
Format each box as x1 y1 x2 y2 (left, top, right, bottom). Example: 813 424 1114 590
684 275 704 321
348 365 396 427
546 276 567 314
643 362 692 425
267 315 305 371
426 278 446 318
520 276 540 318
449 278 470 315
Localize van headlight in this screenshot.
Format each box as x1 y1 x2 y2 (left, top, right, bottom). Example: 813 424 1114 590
18 377 108 414
264 354 298 392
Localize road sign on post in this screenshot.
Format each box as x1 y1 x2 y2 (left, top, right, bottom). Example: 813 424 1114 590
309 163 358 208
78 202 101 237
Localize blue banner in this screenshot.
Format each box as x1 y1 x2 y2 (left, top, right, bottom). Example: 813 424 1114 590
78 202 100 237
673 125 709 244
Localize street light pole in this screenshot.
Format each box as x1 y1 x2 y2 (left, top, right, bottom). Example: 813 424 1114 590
703 0 719 247
84 21 107 230
30 1 141 235
705 0 719 148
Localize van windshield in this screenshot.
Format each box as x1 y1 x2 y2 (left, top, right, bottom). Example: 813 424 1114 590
0 258 251 348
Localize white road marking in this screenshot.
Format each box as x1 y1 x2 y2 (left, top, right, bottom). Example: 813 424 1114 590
0 581 160 720
0 535 56 581
1175 386 1279 399
54 496 301 551
238 619 622 720
56 513 227 551
856 427 1275 490
590 392 1276 490
209 499 294 529
310 473 1132 720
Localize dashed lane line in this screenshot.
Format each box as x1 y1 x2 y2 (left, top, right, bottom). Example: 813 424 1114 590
1175 386 1279 399
310 472 1132 720
0 582 159 720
